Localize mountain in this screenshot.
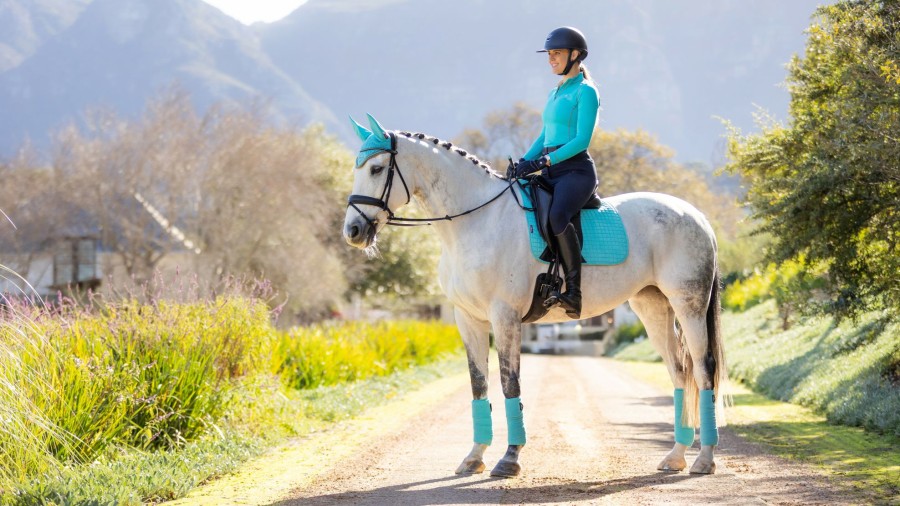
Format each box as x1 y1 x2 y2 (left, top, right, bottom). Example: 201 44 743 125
0 0 91 72
0 0 824 163
261 0 822 164
0 0 336 153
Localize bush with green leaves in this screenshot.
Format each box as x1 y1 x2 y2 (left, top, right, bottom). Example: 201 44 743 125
723 259 827 328
725 1 900 319
722 266 776 312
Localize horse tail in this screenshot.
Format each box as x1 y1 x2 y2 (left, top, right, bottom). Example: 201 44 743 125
682 269 730 428
707 269 731 420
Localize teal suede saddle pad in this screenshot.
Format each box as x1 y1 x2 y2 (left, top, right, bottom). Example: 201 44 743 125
518 186 629 265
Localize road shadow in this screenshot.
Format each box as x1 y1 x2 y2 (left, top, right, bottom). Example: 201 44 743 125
642 395 674 407
269 471 700 505
611 421 675 446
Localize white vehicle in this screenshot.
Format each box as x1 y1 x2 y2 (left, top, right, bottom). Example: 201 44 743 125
521 310 614 355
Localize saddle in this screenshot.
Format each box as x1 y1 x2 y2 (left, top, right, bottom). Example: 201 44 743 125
521 176 601 323
529 175 600 262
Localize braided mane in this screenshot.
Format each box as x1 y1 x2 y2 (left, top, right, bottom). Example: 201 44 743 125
397 131 503 179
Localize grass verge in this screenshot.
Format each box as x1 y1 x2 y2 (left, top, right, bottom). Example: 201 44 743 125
610 300 900 504
11 354 465 505
722 300 900 436
616 360 899 503
0 295 463 505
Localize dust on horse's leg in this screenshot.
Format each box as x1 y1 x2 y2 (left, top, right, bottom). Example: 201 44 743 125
454 309 492 475
488 307 525 478
630 288 692 472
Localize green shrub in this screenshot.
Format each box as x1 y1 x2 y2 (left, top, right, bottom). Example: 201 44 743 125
615 320 646 343
723 265 776 311
723 259 827 328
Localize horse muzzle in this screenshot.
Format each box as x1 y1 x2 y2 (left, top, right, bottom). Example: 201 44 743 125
343 216 377 249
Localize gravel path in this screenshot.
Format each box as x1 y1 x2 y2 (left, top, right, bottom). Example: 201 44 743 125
266 354 852 505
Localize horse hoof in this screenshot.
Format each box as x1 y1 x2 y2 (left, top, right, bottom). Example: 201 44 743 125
489 460 521 478
657 455 687 472
455 459 485 475
689 459 716 474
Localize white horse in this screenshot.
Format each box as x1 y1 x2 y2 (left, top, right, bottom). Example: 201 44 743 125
342 114 729 478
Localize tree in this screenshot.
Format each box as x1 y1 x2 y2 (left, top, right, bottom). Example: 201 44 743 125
0 147 70 289
51 91 203 282
189 115 352 322
5 87 452 321
725 0 900 318
454 101 542 170
29 89 355 321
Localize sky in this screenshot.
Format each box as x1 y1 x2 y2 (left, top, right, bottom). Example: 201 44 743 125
201 0 309 24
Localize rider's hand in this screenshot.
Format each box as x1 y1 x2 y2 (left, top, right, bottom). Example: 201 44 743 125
515 159 541 179
506 158 522 180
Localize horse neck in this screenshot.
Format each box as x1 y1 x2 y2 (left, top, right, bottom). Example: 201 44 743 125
398 135 511 244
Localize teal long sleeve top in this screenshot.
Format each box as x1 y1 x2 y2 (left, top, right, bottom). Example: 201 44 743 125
523 72 600 164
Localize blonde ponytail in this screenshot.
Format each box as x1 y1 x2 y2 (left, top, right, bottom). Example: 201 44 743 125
579 63 593 82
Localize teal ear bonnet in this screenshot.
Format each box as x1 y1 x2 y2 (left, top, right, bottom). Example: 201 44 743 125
350 113 393 168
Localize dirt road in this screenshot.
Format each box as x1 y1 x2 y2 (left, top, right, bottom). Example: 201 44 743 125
176 354 854 505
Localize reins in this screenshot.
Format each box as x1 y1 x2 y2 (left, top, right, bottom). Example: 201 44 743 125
347 133 530 228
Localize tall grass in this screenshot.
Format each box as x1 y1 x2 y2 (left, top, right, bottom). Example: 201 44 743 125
0 294 461 499
275 321 461 389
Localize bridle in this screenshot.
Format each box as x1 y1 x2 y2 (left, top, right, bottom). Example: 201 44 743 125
347 133 411 227
346 132 519 228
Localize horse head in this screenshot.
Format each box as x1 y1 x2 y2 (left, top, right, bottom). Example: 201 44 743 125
343 113 412 249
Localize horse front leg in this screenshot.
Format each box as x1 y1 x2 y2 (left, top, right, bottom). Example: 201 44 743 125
488 307 525 478
454 308 492 475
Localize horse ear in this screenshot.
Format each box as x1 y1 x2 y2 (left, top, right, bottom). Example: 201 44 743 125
349 115 372 142
366 113 388 139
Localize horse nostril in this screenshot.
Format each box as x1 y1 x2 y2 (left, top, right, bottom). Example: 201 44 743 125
350 225 361 240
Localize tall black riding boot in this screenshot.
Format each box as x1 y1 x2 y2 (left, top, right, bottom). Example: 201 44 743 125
547 223 582 319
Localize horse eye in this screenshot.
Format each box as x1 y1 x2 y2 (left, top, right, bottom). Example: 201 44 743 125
370 165 385 175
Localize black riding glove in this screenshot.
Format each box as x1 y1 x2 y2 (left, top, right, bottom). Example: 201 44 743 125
515 158 542 179
506 158 520 180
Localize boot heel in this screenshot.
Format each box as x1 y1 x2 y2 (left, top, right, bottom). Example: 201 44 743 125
560 297 581 319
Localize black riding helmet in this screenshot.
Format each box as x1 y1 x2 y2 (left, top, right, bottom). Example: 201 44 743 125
537 26 588 75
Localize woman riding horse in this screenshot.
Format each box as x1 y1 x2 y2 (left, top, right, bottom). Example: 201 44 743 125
515 26 600 319
344 27 727 478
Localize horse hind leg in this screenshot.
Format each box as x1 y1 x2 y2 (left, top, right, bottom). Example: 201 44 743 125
670 279 727 475
629 287 693 472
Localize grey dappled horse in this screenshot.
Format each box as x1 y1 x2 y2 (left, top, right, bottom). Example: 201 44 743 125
343 114 729 477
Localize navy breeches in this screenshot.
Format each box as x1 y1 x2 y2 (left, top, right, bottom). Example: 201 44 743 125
543 151 598 235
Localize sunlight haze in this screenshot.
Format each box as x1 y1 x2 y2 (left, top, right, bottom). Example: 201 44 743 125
201 0 309 24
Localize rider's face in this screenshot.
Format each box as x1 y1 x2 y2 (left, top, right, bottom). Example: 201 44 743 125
547 49 578 74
